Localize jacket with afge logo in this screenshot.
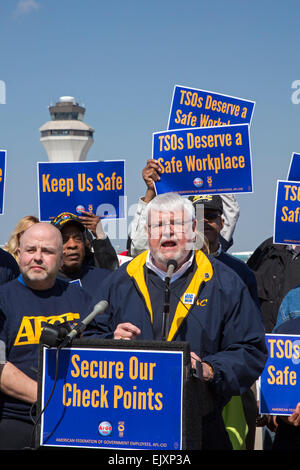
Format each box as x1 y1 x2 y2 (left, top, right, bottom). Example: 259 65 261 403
92 250 267 406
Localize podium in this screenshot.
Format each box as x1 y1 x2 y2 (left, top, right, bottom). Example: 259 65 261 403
36 338 213 450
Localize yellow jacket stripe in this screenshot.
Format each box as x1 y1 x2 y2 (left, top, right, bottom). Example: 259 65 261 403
126 250 213 341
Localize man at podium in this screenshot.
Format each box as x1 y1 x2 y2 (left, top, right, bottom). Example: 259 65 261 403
92 192 267 450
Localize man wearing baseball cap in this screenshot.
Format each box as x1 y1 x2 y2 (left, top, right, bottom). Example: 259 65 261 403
51 211 116 295
189 194 258 304
189 194 260 451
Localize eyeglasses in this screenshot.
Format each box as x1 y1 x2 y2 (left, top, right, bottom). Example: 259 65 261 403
148 220 193 233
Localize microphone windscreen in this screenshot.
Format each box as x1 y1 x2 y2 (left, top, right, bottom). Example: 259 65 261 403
167 259 178 269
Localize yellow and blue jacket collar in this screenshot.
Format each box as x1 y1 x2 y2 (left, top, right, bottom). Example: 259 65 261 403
126 250 213 341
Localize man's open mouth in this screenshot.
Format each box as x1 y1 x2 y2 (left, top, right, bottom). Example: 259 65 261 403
160 240 177 248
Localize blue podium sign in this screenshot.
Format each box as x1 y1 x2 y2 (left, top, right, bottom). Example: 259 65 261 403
168 85 255 131
152 124 252 196
39 346 184 450
260 334 300 415
0 150 6 215
274 180 300 245
38 160 125 221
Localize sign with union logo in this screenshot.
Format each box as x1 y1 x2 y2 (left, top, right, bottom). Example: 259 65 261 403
273 180 300 245
152 124 253 196
260 334 300 415
37 341 185 450
167 85 255 131
37 160 125 221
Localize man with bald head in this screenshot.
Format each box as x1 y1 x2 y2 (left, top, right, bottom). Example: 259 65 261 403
0 222 92 449
19 222 63 290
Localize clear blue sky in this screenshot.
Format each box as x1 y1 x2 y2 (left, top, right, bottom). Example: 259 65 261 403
1 0 300 252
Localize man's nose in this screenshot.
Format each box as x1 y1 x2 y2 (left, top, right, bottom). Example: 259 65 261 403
65 237 78 249
161 223 175 236
33 248 43 262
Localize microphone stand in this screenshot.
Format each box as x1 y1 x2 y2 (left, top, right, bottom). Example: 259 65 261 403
161 277 171 341
161 259 177 341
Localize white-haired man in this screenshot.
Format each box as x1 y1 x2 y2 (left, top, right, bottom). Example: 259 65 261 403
92 192 267 450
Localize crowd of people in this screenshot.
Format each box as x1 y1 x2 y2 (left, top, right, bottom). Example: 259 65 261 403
0 159 299 451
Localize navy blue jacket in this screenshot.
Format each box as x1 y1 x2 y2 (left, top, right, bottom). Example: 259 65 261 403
216 250 260 307
92 250 267 406
0 248 19 285
57 264 110 297
88 250 267 449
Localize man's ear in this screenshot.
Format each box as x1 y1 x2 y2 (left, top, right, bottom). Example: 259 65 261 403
192 218 197 232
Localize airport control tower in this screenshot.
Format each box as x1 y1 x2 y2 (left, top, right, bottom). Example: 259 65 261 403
39 96 94 162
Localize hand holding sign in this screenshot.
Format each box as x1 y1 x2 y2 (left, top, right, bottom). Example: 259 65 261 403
142 159 162 203
286 402 300 426
78 210 100 236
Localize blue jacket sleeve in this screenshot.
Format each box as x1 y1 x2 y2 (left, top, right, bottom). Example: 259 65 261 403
83 270 117 338
202 282 267 404
273 289 300 332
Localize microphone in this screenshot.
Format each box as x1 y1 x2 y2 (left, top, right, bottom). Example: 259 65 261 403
40 320 74 348
40 300 109 348
164 259 178 285
58 300 109 348
161 260 177 341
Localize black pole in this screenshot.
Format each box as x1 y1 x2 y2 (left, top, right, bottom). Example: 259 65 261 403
161 278 171 341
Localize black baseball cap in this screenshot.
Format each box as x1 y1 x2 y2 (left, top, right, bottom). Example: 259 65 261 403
51 212 85 232
188 195 223 214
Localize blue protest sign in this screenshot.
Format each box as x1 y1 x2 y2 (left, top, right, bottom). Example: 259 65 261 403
287 153 300 181
38 160 125 221
0 150 6 215
39 347 184 450
273 180 300 245
260 334 300 415
152 124 252 196
168 85 255 131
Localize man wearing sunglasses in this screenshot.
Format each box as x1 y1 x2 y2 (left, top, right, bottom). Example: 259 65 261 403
189 194 259 307
189 194 260 451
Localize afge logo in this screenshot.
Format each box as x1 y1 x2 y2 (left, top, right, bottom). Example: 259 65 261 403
0 81 6 104
193 177 203 188
183 293 195 305
98 421 112 436
76 204 85 214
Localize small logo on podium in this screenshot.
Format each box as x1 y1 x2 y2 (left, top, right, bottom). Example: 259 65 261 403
118 421 125 437
98 421 112 436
